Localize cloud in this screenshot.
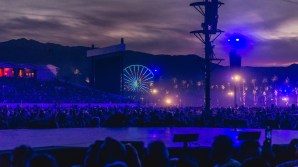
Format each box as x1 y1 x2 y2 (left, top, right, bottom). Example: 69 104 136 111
0 0 298 66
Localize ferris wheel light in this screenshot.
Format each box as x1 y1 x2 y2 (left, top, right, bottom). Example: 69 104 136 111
123 65 154 93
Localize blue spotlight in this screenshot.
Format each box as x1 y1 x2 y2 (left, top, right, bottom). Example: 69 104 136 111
227 33 247 49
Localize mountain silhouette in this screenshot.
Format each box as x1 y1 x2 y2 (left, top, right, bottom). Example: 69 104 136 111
0 38 297 86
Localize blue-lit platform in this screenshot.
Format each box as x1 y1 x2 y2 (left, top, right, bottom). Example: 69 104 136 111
0 127 297 150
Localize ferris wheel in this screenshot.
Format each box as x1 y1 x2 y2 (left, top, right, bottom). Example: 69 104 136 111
123 65 154 93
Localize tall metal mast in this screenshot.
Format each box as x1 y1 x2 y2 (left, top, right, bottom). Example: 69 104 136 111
190 0 224 112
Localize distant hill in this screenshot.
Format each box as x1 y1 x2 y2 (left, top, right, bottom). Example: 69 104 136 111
0 38 297 86
0 38 91 82
0 38 215 83
0 38 88 65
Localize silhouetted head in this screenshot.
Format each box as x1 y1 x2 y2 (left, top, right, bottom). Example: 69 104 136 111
147 140 169 159
125 144 142 167
211 135 234 164
239 140 261 161
84 140 103 167
26 153 58 167
288 138 298 159
98 137 127 166
12 145 33 167
146 140 170 167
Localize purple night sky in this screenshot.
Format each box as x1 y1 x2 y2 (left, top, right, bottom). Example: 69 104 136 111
1 0 298 66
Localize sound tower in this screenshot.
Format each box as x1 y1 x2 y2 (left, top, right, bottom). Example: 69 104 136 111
229 50 241 67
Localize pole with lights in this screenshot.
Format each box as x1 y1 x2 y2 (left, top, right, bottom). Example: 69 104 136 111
227 34 248 107
190 0 224 113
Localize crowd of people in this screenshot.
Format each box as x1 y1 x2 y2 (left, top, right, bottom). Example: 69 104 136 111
0 76 297 167
0 78 128 103
0 77 297 130
0 105 297 129
0 136 297 167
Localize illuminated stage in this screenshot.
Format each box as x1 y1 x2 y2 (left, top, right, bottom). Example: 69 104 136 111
0 127 297 151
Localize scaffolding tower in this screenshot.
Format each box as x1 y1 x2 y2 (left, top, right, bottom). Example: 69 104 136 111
190 0 224 112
